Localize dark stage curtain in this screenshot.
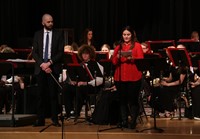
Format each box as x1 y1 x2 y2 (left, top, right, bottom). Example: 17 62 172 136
0 0 198 50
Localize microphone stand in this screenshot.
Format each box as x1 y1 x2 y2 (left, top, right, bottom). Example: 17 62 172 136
134 58 166 133
94 70 97 109
98 43 124 132
40 71 65 139
138 66 163 133
178 61 183 120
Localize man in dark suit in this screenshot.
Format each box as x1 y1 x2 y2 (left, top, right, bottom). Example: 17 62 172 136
32 13 64 127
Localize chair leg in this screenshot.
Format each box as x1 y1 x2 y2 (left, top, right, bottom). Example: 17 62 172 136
4 104 6 114
142 99 148 122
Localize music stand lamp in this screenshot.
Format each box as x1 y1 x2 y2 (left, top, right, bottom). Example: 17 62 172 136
166 48 192 120
135 57 169 133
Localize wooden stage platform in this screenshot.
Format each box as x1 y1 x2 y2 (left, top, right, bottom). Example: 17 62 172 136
0 115 200 139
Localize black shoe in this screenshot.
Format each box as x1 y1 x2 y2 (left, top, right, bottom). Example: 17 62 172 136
52 121 61 127
117 121 128 128
86 117 93 123
74 114 80 122
32 119 45 127
129 122 137 129
150 112 160 118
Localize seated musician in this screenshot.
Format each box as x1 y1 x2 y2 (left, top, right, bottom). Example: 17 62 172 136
0 75 24 114
0 44 15 53
151 46 187 117
62 44 103 120
0 76 11 114
101 44 113 59
141 42 152 54
156 66 186 117
0 45 25 114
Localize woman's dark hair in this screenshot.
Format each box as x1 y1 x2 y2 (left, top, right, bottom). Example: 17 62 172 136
119 26 137 49
79 28 94 46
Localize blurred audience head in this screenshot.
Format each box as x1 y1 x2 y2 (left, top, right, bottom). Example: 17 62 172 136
191 31 199 42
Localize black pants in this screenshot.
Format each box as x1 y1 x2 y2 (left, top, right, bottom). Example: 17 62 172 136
115 80 142 125
36 71 60 122
75 85 100 117
63 83 76 116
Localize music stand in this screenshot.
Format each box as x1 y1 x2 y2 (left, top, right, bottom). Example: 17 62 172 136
63 52 80 64
66 63 92 123
166 48 192 120
134 57 169 133
66 63 90 82
99 60 113 78
0 53 18 60
147 40 175 53
177 40 200 52
95 51 109 62
144 53 162 59
166 48 192 68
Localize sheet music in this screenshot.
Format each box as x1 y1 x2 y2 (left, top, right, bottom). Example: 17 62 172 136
6 59 35 63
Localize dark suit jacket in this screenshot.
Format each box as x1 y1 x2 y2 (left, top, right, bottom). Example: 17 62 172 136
32 29 64 75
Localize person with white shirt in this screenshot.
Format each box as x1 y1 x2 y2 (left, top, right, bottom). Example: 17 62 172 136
32 13 64 127
62 44 103 121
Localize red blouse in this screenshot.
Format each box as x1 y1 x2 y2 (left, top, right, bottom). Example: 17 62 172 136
112 42 144 81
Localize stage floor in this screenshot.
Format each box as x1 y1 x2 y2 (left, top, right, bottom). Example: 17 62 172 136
0 115 200 139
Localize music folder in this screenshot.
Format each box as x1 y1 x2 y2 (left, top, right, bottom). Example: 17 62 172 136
119 50 132 57
134 57 168 78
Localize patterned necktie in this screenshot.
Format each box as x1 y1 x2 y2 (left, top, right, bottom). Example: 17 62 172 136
44 32 49 62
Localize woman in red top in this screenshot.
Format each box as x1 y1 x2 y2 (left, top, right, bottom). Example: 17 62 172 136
112 26 144 129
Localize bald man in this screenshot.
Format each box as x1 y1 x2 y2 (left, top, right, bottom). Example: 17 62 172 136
32 13 64 127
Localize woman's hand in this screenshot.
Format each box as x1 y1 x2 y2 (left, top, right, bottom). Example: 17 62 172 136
190 81 200 88
126 56 133 60
160 80 168 86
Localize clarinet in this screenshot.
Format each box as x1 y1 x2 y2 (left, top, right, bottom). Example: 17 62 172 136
185 67 193 108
